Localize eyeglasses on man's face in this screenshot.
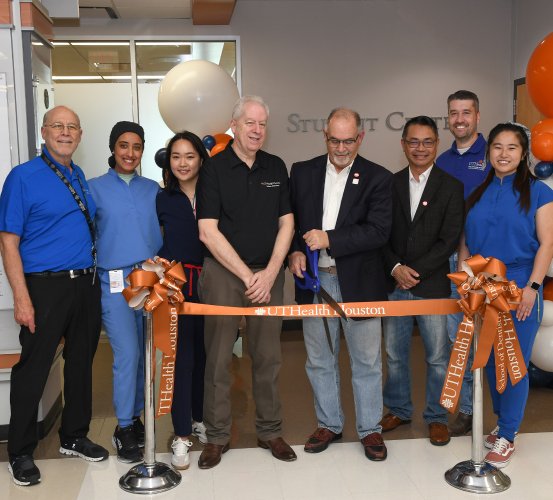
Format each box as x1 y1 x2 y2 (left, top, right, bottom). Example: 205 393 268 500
45 122 81 133
403 139 436 149
326 135 359 147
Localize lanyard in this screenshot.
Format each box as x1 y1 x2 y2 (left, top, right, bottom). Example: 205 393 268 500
41 153 97 282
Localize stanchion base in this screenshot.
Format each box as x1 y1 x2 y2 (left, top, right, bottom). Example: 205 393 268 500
119 461 181 494
445 460 510 494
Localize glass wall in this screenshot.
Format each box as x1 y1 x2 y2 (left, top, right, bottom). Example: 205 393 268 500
52 38 239 181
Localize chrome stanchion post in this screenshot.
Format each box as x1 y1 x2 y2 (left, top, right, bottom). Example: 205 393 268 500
445 316 511 493
119 311 181 494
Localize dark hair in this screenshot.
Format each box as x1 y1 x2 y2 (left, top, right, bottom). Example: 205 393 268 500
108 121 145 168
162 131 209 192
402 116 438 139
447 90 480 112
466 122 536 214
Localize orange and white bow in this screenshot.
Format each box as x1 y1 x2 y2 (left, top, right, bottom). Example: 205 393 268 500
123 257 187 417
440 255 526 413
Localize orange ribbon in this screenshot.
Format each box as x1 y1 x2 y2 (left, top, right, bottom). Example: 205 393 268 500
440 255 526 413
123 257 187 417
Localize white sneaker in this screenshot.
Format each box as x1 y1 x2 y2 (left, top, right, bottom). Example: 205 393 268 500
484 426 518 449
171 437 192 470
485 437 515 468
192 421 208 445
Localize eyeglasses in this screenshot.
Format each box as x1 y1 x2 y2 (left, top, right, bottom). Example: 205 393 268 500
326 135 359 147
45 122 81 133
404 139 436 149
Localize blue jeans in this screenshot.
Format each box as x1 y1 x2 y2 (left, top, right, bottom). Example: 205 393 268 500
447 253 473 415
303 271 383 438
383 288 449 424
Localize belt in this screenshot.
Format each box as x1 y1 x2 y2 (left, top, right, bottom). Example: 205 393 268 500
318 266 338 275
25 267 95 279
183 263 202 297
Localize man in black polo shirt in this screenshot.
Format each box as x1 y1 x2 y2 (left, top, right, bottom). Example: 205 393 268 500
196 95 295 469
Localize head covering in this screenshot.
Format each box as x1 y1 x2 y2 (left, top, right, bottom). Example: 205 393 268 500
108 121 145 168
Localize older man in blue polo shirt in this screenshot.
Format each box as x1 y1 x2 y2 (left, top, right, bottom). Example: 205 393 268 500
0 105 108 487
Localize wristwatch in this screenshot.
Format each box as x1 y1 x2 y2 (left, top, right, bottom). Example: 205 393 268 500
526 281 541 291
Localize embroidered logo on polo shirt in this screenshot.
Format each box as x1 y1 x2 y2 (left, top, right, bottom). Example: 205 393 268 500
468 160 486 171
260 181 281 188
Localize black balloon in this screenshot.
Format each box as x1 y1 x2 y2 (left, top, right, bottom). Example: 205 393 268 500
155 148 166 168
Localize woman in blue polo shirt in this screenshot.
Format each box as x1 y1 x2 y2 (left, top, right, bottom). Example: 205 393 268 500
156 131 208 470
459 122 553 468
89 122 162 463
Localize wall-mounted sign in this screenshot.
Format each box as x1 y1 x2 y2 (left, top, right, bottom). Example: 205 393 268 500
287 112 449 133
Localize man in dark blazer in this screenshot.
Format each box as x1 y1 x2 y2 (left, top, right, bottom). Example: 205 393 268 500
380 116 464 447
289 108 393 461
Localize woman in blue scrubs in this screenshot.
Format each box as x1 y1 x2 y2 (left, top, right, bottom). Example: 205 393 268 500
89 122 162 463
156 131 208 470
459 122 553 468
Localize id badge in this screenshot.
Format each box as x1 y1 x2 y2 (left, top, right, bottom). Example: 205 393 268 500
109 269 124 293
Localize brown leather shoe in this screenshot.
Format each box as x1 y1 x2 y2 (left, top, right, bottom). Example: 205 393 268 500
429 422 450 446
198 442 229 469
361 432 387 461
304 427 343 453
257 437 297 462
380 413 411 432
449 412 472 436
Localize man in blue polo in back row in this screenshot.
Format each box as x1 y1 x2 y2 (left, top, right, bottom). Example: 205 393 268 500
0 105 108 486
436 90 491 436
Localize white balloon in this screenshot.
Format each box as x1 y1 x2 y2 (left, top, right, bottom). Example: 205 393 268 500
542 300 553 327
158 60 240 137
531 324 553 372
547 258 553 278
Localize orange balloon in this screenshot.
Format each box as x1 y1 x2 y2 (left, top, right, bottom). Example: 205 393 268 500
210 142 226 156
526 32 553 118
531 118 553 136
531 132 553 161
545 281 553 302
213 133 232 145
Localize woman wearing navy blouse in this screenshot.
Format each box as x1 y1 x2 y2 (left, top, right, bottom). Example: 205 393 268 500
156 131 209 470
459 123 553 468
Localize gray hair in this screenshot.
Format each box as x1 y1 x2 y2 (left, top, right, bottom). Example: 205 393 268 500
231 95 269 120
326 108 362 133
42 105 81 126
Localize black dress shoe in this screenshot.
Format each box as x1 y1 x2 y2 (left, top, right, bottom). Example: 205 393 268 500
304 428 342 453
198 442 229 469
258 437 297 461
449 412 472 436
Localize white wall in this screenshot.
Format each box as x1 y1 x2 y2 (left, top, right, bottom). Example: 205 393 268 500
53 82 133 180
53 0 514 173
232 0 514 170
54 82 174 182
512 0 553 79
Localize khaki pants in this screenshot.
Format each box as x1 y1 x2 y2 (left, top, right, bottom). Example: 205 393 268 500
198 257 284 444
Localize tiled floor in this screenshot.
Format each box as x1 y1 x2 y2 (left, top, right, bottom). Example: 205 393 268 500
1 331 553 499
2 434 553 499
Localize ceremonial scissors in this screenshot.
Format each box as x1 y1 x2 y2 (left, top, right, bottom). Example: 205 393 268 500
294 245 348 353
